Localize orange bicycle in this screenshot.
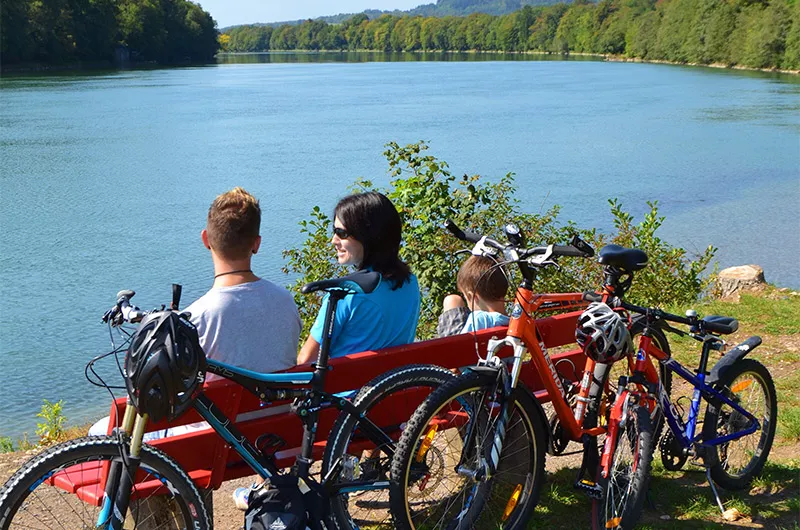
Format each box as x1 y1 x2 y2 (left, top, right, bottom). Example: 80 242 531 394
388 222 667 530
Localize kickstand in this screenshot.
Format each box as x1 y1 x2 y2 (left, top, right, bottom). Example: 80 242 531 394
705 467 726 515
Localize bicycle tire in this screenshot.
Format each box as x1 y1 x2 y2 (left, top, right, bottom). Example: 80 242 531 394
701 358 777 490
0 436 210 530
389 372 546 530
591 404 653 530
322 364 457 530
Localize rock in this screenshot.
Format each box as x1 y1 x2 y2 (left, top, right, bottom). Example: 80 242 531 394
722 507 744 521
659 515 671 521
716 265 766 298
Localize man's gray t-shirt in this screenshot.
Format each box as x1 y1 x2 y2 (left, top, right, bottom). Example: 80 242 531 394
185 279 301 377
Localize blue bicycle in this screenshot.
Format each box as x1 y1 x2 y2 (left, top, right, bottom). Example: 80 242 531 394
585 291 778 530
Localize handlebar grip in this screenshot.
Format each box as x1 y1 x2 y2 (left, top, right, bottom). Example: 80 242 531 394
582 291 603 303
551 245 587 258
171 284 182 310
444 219 482 243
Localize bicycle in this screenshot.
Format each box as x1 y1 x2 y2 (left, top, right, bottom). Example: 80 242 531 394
0 271 456 530
388 221 627 530
586 291 778 530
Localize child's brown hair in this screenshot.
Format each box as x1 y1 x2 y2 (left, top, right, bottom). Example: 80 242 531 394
456 256 508 302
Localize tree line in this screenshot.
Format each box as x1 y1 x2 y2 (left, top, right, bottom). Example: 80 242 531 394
221 0 800 71
1 0 219 66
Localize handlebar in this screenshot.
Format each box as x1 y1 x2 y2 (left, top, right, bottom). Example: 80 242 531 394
582 290 692 325
581 291 738 336
102 290 147 326
444 219 594 262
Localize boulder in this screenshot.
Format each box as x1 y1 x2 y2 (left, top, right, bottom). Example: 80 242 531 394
716 265 766 298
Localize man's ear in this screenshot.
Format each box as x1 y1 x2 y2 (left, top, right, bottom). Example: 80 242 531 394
252 235 262 255
201 229 210 250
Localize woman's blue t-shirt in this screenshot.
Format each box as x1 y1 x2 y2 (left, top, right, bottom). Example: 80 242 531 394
310 273 420 358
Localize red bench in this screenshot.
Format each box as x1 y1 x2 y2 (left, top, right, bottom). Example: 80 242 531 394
61 309 589 504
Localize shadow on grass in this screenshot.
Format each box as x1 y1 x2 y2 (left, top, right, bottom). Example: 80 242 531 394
524 461 799 529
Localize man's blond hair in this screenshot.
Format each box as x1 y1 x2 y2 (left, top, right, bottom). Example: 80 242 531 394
206 187 260 260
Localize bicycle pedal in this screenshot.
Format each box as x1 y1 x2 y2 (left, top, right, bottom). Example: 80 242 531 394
574 479 603 500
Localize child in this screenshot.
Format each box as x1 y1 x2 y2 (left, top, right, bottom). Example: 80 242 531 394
436 255 509 337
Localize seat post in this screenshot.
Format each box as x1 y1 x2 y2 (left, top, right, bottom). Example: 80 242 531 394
296 289 347 473
315 290 346 377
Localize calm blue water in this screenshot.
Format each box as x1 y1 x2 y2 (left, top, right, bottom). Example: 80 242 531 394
1 53 798 439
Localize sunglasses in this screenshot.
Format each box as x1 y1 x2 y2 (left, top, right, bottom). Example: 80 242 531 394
333 227 350 239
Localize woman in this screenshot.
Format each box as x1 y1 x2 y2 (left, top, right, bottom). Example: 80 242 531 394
297 191 420 364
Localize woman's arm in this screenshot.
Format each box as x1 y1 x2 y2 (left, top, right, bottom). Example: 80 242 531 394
297 335 320 365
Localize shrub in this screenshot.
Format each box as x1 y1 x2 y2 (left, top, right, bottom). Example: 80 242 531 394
283 141 716 340
0 436 13 453
36 399 67 446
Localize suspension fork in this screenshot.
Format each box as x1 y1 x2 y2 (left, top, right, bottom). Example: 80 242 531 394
98 408 148 529
457 338 524 480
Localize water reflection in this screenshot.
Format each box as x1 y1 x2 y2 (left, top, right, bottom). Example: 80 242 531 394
216 50 602 64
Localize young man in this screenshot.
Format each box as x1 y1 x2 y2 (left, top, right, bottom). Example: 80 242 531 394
185 187 300 377
89 187 300 436
436 255 509 337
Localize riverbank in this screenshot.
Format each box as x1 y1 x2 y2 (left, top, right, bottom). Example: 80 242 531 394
6 49 799 76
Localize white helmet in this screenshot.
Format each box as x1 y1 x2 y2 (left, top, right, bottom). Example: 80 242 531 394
575 302 632 363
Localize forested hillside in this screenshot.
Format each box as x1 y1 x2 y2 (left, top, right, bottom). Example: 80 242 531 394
232 0 576 29
0 0 218 67
222 0 800 71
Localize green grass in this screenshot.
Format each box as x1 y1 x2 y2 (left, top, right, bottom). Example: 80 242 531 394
519 459 800 529
691 289 800 336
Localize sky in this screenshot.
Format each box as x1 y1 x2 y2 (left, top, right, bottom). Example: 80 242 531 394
195 0 426 28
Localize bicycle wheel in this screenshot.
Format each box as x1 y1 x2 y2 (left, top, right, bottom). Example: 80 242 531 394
389 372 546 530
591 404 653 530
322 364 457 530
702 358 777 490
0 436 210 530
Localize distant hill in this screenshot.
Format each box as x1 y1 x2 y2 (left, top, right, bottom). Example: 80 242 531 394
221 0 578 31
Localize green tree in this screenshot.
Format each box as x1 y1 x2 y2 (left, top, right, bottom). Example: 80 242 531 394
784 0 800 69
1 0 33 63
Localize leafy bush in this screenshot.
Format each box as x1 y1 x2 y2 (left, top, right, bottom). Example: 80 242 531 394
0 436 13 453
283 141 716 340
36 399 67 446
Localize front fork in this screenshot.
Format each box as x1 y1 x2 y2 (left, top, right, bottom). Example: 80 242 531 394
97 402 148 529
457 336 526 481
600 385 655 479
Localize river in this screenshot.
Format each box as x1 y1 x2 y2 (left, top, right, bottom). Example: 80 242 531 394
1 52 798 439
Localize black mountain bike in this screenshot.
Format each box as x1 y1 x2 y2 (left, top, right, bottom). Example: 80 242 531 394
0 271 454 530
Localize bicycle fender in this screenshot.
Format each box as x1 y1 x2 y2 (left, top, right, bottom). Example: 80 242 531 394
708 336 762 385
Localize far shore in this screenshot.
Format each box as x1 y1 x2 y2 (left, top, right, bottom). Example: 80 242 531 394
4 49 798 76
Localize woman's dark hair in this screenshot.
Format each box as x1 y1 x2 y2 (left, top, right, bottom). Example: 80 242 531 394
334 191 412 289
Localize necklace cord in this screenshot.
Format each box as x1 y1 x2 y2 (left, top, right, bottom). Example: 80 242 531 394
214 269 252 279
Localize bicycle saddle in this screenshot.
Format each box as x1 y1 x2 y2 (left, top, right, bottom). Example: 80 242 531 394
301 270 381 295
702 315 739 335
598 245 648 272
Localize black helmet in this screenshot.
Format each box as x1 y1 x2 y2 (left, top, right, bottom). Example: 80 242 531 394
124 311 206 422
575 302 632 364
